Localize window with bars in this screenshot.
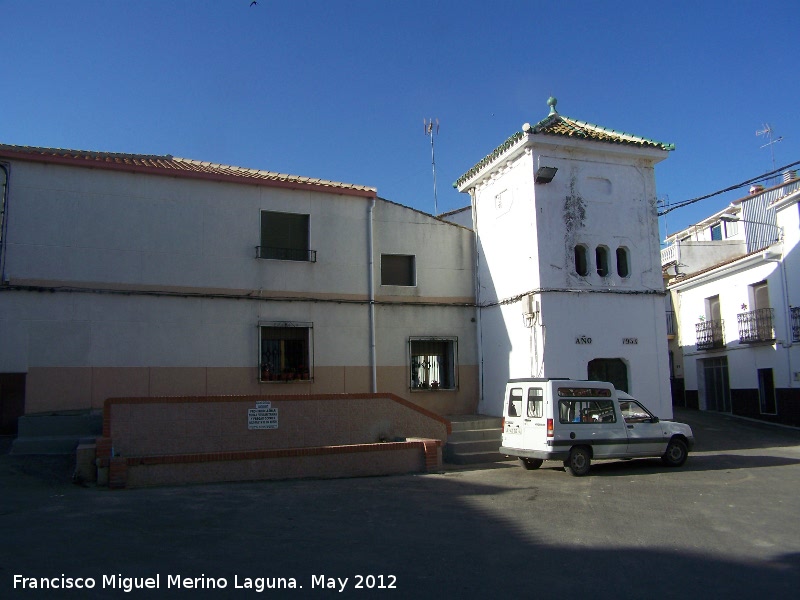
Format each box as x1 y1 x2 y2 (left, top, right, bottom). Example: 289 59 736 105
259 323 312 382
409 337 457 390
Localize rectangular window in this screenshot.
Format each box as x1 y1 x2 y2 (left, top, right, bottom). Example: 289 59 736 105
558 400 616 424
527 388 543 418
258 211 314 261
410 337 457 390
507 388 523 417
259 323 312 382
758 368 776 414
382 254 416 286
710 223 722 241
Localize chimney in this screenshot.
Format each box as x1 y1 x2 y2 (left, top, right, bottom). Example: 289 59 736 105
783 170 798 183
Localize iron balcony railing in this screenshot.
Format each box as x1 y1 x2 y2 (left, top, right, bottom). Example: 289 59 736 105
256 246 317 262
737 308 775 343
696 319 725 350
792 307 800 342
666 310 676 337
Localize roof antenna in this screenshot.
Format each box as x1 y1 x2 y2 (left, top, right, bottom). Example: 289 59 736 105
424 118 440 215
756 123 783 180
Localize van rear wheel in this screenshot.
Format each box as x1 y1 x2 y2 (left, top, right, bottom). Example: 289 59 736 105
565 447 591 476
520 458 543 470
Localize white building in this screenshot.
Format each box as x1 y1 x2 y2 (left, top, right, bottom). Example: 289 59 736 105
0 146 479 432
663 175 800 426
455 98 674 417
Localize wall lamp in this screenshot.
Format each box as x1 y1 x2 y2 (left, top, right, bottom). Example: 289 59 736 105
719 215 777 228
535 166 558 184
720 215 783 241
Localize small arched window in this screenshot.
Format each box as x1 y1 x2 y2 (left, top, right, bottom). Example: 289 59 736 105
596 246 609 277
574 245 589 276
616 247 630 278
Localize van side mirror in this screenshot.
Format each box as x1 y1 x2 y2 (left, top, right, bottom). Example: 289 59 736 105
652 417 660 423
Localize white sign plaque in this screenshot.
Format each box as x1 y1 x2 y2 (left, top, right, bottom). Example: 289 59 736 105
248 407 278 430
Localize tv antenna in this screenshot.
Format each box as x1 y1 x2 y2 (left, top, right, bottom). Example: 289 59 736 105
424 118 440 215
756 123 783 172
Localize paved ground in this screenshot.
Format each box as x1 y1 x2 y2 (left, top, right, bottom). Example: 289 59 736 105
1 408 799 599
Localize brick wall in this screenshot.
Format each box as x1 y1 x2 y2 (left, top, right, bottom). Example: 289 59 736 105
97 393 449 488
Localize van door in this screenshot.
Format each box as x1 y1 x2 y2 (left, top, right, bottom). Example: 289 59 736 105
502 386 525 449
619 399 669 456
521 386 547 450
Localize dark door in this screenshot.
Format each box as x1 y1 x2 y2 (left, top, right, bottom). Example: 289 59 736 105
0 374 26 435
588 358 629 393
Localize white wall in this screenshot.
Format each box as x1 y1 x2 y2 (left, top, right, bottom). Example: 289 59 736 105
0 158 479 414
466 138 671 417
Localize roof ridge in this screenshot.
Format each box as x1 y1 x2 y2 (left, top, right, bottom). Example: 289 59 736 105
0 143 376 195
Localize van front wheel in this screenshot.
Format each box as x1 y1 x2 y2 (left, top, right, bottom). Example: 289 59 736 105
565 447 591 476
661 438 688 467
520 458 543 470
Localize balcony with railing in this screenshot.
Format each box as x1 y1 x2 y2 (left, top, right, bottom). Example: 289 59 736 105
792 307 800 342
666 310 676 338
696 319 725 350
256 246 317 262
737 308 775 344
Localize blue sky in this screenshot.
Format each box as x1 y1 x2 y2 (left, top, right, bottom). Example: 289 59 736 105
2 0 798 239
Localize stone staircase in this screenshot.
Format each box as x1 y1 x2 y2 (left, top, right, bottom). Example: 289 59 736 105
11 411 102 455
443 415 513 465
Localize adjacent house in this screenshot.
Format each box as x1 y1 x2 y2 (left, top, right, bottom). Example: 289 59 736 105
663 174 800 426
454 98 675 418
0 146 479 435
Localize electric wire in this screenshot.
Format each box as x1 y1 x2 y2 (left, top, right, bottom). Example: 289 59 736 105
657 159 800 216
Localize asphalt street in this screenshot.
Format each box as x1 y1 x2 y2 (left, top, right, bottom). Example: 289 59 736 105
1 408 799 599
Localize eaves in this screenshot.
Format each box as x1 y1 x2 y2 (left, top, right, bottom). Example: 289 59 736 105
668 246 782 292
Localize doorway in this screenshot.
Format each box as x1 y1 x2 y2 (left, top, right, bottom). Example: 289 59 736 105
0 373 26 435
587 358 629 393
700 357 730 412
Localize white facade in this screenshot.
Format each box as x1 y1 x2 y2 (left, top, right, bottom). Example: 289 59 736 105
665 179 800 426
457 100 673 418
0 149 478 419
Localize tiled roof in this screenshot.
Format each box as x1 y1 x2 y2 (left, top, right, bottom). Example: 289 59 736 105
0 144 377 197
529 113 675 151
455 99 674 189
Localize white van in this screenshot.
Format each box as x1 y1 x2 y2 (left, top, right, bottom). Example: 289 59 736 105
500 378 694 476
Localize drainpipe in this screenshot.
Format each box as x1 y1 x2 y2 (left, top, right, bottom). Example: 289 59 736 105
0 162 9 283
470 189 484 411
779 258 794 388
367 197 377 392
764 242 793 388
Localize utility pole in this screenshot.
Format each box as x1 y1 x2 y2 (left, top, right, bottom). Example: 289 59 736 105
424 118 440 215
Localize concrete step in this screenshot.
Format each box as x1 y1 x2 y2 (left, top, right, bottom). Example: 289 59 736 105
448 415 503 432
445 438 503 455
445 450 513 465
11 412 102 455
447 427 503 442
444 414 510 465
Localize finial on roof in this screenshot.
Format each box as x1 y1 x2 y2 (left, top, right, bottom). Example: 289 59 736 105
547 96 558 115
